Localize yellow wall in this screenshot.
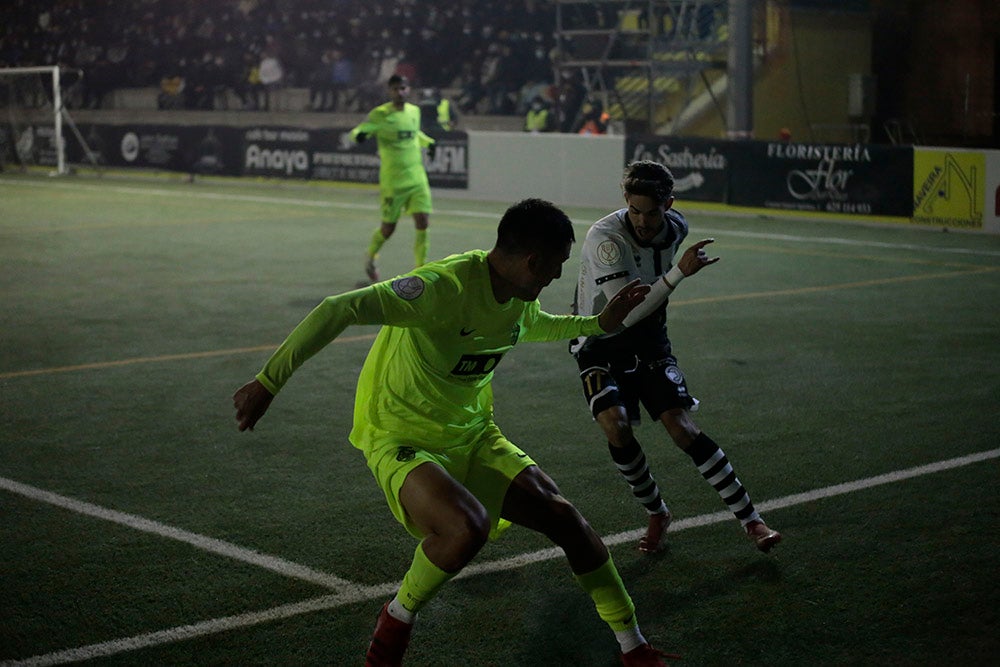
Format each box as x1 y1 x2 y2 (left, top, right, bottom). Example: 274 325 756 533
687 7 873 143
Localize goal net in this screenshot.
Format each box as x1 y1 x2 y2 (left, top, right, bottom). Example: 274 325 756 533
0 66 87 175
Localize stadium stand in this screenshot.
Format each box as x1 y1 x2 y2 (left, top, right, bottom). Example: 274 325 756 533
0 0 559 117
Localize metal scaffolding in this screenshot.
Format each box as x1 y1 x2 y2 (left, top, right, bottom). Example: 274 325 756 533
552 0 730 135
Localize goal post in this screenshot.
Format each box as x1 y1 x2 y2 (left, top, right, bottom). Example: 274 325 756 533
0 65 69 175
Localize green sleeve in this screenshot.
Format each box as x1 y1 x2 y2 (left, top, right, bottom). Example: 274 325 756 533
350 108 382 141
256 277 441 394
521 301 604 343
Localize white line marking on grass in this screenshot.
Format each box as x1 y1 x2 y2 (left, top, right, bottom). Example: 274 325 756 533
598 447 1000 547
4 178 999 258
0 179 494 220
0 586 398 667
4 447 997 666
0 477 358 592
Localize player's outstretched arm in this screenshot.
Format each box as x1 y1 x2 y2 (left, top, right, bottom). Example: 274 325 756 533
233 379 275 431
674 238 720 278
598 278 651 332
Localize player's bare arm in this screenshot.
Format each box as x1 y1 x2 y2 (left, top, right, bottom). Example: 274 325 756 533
233 379 275 431
675 238 720 277
598 278 651 332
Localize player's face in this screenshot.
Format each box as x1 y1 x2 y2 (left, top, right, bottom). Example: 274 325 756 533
520 241 572 301
625 193 673 243
389 81 410 105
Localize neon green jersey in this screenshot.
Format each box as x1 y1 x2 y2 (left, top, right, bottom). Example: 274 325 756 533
256 250 603 450
351 101 434 191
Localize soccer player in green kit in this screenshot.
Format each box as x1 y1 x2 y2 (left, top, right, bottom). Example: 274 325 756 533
233 199 678 666
351 74 436 283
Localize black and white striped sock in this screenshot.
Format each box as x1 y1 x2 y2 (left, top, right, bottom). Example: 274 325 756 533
608 438 668 515
686 432 760 526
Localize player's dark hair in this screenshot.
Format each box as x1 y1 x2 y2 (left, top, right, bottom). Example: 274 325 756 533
388 74 408 87
621 160 675 203
496 198 575 256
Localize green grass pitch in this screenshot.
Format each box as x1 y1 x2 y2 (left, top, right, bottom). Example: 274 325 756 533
1 172 998 666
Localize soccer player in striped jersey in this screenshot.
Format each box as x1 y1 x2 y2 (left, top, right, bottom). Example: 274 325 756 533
234 199 678 666
571 160 781 554
351 74 436 284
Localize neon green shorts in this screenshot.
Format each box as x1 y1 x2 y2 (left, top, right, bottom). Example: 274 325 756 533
363 422 534 540
380 181 433 223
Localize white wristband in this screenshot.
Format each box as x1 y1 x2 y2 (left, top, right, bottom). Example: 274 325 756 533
662 265 686 290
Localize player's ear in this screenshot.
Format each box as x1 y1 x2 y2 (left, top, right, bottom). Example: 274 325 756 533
524 251 542 275
664 196 675 211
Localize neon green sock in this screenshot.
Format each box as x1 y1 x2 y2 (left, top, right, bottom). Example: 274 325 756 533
367 227 387 259
396 542 455 614
413 228 428 266
574 556 638 632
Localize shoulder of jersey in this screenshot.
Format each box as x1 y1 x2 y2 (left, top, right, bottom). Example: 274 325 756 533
667 208 688 228
416 252 478 293
586 212 627 242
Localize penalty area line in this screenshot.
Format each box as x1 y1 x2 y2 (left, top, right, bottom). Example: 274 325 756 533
3 447 997 666
0 477 358 592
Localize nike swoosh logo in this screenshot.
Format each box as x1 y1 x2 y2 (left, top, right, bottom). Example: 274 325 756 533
460 328 475 336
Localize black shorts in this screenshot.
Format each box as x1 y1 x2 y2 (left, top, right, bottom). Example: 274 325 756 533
574 344 696 423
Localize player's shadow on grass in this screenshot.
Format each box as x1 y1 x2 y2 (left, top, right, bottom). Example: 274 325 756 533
617 541 785 611
437 569 617 666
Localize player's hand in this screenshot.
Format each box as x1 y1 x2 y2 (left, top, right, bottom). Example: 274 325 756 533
233 379 275 432
355 132 369 144
427 142 437 159
598 278 651 332
676 238 720 276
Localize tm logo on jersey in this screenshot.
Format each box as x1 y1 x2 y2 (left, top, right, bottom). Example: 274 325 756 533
451 353 505 376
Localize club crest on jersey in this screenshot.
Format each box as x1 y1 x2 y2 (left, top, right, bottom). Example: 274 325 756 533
597 240 622 266
396 446 416 462
664 365 685 385
391 276 425 300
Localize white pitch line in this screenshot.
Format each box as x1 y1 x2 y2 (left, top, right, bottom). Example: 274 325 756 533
0 178 492 219
0 477 358 592
4 178 1000 258
3 447 997 667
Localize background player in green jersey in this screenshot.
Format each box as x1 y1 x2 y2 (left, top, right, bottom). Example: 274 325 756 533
351 74 436 284
233 199 678 666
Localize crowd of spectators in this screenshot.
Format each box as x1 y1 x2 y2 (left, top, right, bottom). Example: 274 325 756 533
0 0 574 118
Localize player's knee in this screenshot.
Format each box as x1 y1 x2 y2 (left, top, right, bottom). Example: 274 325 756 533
447 505 490 556
662 409 699 448
605 422 634 448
